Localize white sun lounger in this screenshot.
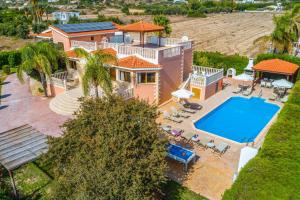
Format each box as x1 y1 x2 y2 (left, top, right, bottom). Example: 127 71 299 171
281 95 288 103
214 142 230 155
170 107 190 118
163 111 183 123
232 87 242 94
242 88 252 96
197 137 214 148
178 104 196 114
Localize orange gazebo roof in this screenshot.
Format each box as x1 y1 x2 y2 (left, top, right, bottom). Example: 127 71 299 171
119 21 164 33
253 59 299 75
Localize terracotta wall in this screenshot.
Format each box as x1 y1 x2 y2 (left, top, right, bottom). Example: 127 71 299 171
204 79 223 100
183 47 193 80
52 30 71 50
134 83 156 104
47 84 66 97
158 48 184 104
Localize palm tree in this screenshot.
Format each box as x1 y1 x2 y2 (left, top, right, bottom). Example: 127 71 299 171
74 48 117 98
17 42 64 97
271 4 300 53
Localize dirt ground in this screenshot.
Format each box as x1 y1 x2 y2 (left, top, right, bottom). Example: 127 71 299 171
171 12 277 57
0 36 35 51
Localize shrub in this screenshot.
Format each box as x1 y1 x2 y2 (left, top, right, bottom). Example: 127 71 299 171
193 51 248 74
222 81 300 200
0 51 21 69
32 23 48 34
2 65 10 74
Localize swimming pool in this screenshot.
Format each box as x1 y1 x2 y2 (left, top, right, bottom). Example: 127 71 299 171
194 97 280 143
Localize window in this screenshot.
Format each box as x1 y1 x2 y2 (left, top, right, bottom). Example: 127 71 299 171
69 60 77 70
91 36 94 41
119 70 131 82
137 72 156 84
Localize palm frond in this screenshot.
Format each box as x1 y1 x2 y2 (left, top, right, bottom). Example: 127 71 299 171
74 48 89 58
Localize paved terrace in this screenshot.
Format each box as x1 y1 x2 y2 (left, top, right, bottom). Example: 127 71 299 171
157 78 283 200
0 74 69 137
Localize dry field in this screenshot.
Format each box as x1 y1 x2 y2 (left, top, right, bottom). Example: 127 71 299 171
0 36 35 51
171 12 276 57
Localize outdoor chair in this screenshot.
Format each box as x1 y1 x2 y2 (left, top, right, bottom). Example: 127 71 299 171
214 142 230 155
242 87 252 96
163 111 183 123
178 104 196 114
171 128 184 137
183 99 202 110
232 87 242 94
266 82 272 88
170 106 190 118
160 124 172 133
260 80 266 87
197 137 214 149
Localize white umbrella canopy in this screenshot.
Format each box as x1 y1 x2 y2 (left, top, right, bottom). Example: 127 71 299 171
172 89 194 99
272 79 294 89
233 73 254 81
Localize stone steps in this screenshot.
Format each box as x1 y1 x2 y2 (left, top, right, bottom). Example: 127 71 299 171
49 87 83 116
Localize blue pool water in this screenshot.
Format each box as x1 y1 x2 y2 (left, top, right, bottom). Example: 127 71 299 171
194 97 280 143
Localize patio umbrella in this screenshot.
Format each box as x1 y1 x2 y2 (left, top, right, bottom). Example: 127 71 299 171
233 73 254 81
172 89 194 99
272 79 294 89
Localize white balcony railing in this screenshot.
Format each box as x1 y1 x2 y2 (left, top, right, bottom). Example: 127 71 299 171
190 66 224 87
119 87 134 100
118 45 158 60
71 40 96 51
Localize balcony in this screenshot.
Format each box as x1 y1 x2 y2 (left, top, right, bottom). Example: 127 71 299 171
190 66 224 87
70 36 192 63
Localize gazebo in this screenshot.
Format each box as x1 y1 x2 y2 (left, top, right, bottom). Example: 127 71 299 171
0 125 48 197
253 59 299 82
119 21 164 47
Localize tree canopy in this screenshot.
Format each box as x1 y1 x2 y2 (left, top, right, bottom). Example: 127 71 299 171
43 96 168 200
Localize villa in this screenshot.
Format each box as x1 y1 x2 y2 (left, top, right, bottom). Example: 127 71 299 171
40 21 223 115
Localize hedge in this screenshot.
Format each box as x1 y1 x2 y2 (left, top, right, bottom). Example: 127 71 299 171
193 51 248 75
222 81 300 200
0 50 21 69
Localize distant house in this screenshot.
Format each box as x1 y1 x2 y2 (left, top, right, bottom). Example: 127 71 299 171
52 11 80 24
173 0 187 3
48 0 59 2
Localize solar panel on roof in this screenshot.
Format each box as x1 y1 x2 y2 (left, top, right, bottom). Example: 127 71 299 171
54 22 116 33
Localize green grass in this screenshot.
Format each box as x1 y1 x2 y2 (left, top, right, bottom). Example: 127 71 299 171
223 81 300 200
3 163 52 199
163 180 208 200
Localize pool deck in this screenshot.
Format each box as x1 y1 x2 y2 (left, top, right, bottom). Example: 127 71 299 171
158 78 283 200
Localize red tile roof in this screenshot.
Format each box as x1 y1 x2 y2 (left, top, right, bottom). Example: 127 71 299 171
118 56 160 69
34 30 52 39
253 59 299 75
119 21 164 32
66 48 116 59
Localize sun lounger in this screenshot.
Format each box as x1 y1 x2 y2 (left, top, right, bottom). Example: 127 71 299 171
266 82 272 88
183 99 202 110
171 128 183 137
171 106 190 118
232 87 242 94
179 104 196 114
197 137 214 148
260 81 266 87
161 124 171 133
163 111 183 123
242 87 252 96
214 142 230 155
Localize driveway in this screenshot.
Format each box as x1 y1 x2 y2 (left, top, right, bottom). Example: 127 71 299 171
0 74 69 137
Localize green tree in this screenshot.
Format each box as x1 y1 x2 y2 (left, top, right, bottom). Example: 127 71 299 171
44 96 168 200
74 48 117 97
272 4 300 53
153 15 172 36
17 42 64 97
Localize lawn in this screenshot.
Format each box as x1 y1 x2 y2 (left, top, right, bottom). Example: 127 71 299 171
163 180 208 200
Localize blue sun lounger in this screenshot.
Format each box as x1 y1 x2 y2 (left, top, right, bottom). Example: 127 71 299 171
167 143 196 171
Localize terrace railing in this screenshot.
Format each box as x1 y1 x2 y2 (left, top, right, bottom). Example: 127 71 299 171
71 40 97 51
118 45 158 61
48 71 68 89
190 66 224 87
119 87 134 100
